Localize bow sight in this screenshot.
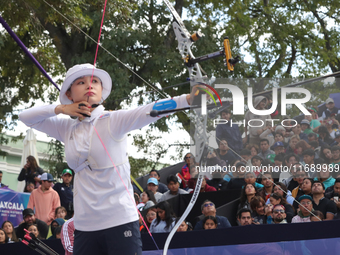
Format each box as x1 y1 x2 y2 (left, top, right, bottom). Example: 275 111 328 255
184 34 240 72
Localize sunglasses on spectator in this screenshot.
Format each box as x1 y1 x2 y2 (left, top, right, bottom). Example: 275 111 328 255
184 156 192 159
204 203 214 207
273 209 285 214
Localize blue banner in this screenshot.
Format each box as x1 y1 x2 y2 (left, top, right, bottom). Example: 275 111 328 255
0 188 30 227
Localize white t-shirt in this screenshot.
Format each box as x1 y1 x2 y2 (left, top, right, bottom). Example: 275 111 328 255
19 95 189 231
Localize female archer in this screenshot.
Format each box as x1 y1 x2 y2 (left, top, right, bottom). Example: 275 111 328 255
19 63 194 255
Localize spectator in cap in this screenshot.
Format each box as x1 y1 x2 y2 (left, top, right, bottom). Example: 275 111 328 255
146 177 162 202
27 173 60 225
321 98 339 120
15 208 49 239
300 119 313 135
292 195 313 223
272 141 285 155
148 169 168 194
333 130 340 146
53 169 74 219
215 109 243 153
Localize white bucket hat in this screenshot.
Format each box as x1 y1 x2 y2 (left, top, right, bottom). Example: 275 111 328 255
59 63 112 105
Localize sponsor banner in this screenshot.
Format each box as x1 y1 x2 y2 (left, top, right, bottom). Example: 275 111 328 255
0 188 30 227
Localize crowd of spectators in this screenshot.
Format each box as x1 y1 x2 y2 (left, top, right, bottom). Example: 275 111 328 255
1 97 340 251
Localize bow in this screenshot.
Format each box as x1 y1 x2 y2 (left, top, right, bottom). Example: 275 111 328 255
161 1 239 254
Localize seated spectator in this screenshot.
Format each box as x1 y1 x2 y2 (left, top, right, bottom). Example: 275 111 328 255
189 175 216 193
181 153 196 189
140 190 156 211
267 182 294 206
239 149 252 166
293 178 313 210
320 145 333 164
0 228 9 244
140 208 157 233
135 193 144 211
55 206 67 220
206 149 228 172
27 224 43 239
25 182 35 193
149 201 176 233
244 172 263 189
312 180 337 220
27 172 61 225
272 141 285 155
60 217 75 255
48 218 65 239
251 155 263 176
325 178 340 218
159 175 188 202
334 130 340 146
310 210 324 222
292 195 313 223
285 135 300 154
318 126 335 146
274 125 290 143
258 139 275 160
246 144 260 157
258 172 274 202
238 183 257 211
250 196 266 224
321 98 338 120
295 140 311 161
226 162 247 190
269 193 294 223
271 204 288 224
306 107 321 130
16 208 48 239
237 208 253 226
291 167 309 198
207 171 228 191
270 132 288 150
302 148 316 169
53 169 74 219
314 163 335 190
149 169 168 193
331 145 340 167
283 161 302 192
279 153 299 184
215 109 243 154
146 178 162 202
17 155 44 192
216 139 237 167
177 220 193 232
274 153 285 169
194 200 231 230
202 216 218 230
300 119 313 135
1 221 18 243
53 226 62 239
264 203 274 224
324 117 339 139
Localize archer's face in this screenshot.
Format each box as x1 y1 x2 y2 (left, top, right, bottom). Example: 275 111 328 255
66 76 103 105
